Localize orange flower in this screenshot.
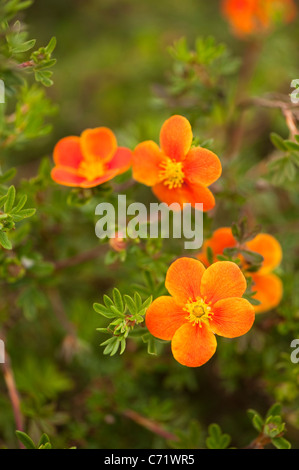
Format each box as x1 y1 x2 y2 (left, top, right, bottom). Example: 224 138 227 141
146 257 255 367
132 115 222 211
51 128 132 188
222 0 297 37
198 227 283 313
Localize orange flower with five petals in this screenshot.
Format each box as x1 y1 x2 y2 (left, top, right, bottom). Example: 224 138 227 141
51 127 132 188
198 227 283 313
146 257 255 367
132 115 222 211
222 0 297 37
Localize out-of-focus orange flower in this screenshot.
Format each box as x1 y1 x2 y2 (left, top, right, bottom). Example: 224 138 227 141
222 0 297 37
198 227 283 313
109 232 127 252
51 128 132 188
132 115 222 211
146 257 255 367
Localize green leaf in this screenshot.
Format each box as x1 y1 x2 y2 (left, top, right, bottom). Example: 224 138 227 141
248 409 264 431
110 340 120 356
113 288 124 314
284 140 299 152
103 295 114 308
93 303 115 319
124 295 137 315
142 333 158 355
206 423 231 449
0 231 12 250
141 296 152 311
0 168 17 184
38 433 50 448
12 38 36 53
272 437 291 449
206 246 214 265
252 414 264 433
270 133 288 151
240 249 264 265
120 338 126 355
266 403 282 418
15 430 36 449
0 194 8 208
134 292 142 310
11 194 27 213
4 186 16 213
45 36 57 54
17 208 36 219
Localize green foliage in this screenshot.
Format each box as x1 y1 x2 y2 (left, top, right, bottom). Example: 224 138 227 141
0 184 36 249
268 133 299 186
248 404 291 449
169 420 203 450
0 0 298 452
16 430 75 449
94 289 152 356
206 424 231 449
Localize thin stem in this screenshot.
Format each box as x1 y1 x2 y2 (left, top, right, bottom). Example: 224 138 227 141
0 345 24 448
121 409 177 441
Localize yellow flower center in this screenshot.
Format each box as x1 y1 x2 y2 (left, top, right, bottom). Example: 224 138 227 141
78 160 106 181
183 297 213 326
159 157 185 189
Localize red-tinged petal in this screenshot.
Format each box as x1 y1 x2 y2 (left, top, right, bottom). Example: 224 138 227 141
160 115 193 161
209 297 255 338
145 296 187 341
184 147 222 186
165 257 206 305
197 227 237 266
200 261 247 305
251 273 283 314
51 167 86 187
152 181 215 211
107 147 132 173
80 127 117 163
53 136 83 169
132 141 164 186
246 234 282 275
189 182 215 211
171 322 217 367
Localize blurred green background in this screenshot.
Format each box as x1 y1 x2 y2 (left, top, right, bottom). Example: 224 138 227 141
1 0 299 450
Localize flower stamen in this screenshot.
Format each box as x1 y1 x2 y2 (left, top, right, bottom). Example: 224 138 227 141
183 297 213 327
78 160 106 181
159 157 185 189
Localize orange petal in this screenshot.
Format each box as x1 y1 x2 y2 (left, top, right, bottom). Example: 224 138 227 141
246 234 282 275
107 147 132 173
209 297 255 338
222 0 257 36
80 127 117 163
171 322 217 367
132 141 164 186
165 257 206 306
152 181 215 211
160 115 193 161
197 227 236 266
145 296 187 341
184 147 222 186
51 167 86 187
53 136 83 169
251 273 283 314
200 261 247 305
